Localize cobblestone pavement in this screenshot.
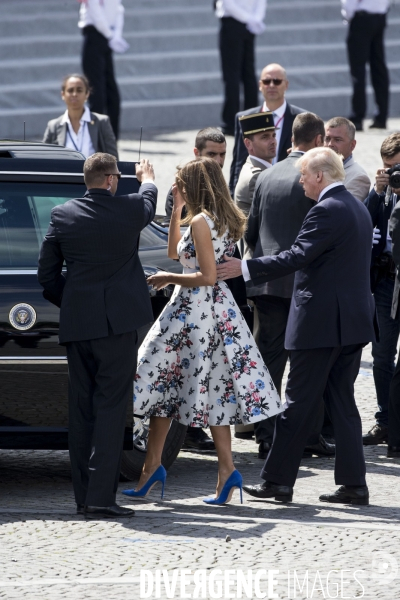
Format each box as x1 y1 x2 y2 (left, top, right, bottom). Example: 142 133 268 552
1 344 399 600
1 122 400 600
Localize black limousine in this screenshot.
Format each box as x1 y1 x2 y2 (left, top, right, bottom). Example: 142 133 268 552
0 141 186 479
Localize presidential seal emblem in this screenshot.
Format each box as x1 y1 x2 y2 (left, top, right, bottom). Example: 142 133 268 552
9 303 37 331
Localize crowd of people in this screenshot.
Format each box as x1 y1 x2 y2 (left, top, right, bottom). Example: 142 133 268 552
34 0 398 518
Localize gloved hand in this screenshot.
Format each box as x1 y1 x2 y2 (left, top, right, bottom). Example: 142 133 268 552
372 227 381 247
246 21 266 35
109 36 130 53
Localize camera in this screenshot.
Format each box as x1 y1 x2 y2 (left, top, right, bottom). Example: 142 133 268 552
386 164 400 189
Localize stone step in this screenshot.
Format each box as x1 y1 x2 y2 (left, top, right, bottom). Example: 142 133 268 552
0 0 398 138
2 61 400 112
1 20 399 61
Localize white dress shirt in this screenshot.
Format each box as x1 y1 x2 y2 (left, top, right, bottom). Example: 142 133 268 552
215 0 267 34
263 99 286 165
78 0 125 40
61 105 96 159
341 0 390 21
318 182 344 202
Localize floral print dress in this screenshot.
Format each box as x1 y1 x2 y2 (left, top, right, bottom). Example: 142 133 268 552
134 213 283 427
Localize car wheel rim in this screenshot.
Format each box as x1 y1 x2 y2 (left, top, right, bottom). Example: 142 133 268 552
133 416 150 452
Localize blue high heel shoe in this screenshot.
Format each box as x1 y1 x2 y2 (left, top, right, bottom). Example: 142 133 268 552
122 465 167 500
203 470 243 505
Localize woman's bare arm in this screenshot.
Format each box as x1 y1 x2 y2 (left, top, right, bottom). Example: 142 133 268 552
167 184 185 259
148 214 217 289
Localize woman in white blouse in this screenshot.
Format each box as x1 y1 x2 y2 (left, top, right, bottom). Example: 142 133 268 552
43 74 118 159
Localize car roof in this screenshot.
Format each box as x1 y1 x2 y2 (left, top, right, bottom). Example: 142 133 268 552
0 140 85 160
0 140 136 176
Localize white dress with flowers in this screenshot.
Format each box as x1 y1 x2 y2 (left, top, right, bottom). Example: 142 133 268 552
134 213 283 427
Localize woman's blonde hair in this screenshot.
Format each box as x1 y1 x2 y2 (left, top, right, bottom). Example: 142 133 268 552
175 157 246 242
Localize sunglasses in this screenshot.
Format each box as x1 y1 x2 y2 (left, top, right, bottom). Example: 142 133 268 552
104 172 122 180
261 78 284 86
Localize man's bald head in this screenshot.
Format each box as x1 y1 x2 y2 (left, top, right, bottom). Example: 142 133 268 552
259 63 289 109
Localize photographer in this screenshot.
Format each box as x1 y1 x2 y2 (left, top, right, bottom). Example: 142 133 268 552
363 133 400 446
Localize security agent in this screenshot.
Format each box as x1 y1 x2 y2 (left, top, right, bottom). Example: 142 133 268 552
229 62 306 195
38 154 156 519
165 128 226 221
363 133 400 446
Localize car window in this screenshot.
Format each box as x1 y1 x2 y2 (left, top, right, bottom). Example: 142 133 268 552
0 179 161 268
0 182 86 268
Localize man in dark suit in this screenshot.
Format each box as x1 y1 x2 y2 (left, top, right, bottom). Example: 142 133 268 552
217 147 377 504
38 153 156 519
229 63 306 195
362 133 400 447
246 112 329 459
388 198 400 458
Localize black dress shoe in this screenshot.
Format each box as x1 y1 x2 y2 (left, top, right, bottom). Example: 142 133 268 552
234 431 254 440
369 120 387 129
258 441 271 459
319 485 369 506
303 435 335 457
76 503 85 515
387 446 400 458
243 481 293 502
362 424 388 445
84 504 135 519
182 428 216 452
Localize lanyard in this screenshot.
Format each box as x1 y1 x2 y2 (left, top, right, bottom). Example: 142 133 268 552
67 121 86 154
274 113 284 128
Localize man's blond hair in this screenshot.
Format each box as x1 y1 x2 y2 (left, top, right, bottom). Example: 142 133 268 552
296 147 345 183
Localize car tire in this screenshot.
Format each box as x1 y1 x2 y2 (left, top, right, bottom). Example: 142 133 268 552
120 420 187 481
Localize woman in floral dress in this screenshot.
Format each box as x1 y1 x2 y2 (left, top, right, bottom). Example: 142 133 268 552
125 157 282 504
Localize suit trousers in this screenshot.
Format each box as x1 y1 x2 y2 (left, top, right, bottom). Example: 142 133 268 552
219 17 258 132
82 26 120 139
347 12 389 122
261 344 366 488
252 295 323 445
388 350 400 446
66 330 137 506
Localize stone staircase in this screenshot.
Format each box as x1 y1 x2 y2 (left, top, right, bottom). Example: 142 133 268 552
0 0 399 139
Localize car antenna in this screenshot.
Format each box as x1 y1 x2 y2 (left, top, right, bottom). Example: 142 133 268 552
139 126 143 161
23 122 26 141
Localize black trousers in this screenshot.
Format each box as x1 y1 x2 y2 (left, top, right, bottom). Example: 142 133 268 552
252 295 323 445
347 12 389 122
66 330 137 506
82 25 121 139
262 344 366 488
388 350 400 446
219 17 259 132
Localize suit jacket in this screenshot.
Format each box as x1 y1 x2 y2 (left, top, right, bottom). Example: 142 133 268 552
364 188 398 261
246 185 377 350
245 151 314 297
37 183 157 344
43 111 119 159
235 156 268 261
229 101 306 195
389 200 400 319
344 156 371 201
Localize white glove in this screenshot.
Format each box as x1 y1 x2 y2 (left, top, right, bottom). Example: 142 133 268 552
108 36 130 54
246 21 266 35
372 227 381 247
